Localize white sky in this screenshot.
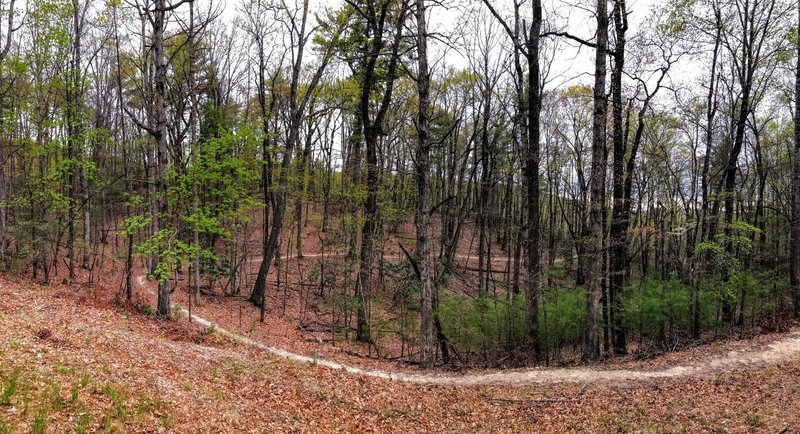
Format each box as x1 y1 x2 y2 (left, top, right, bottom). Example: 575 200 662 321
214 0 662 92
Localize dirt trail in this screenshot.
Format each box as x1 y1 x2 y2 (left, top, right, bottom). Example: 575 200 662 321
136 274 800 386
256 252 512 263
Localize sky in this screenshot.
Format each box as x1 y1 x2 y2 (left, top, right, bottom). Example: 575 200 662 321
214 0 662 92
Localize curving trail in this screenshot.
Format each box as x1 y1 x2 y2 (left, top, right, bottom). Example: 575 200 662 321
136 273 800 387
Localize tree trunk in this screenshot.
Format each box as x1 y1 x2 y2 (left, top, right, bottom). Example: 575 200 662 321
792 0 800 318
608 0 628 355
354 3 406 342
525 0 543 359
0 129 6 269
249 59 275 309
584 0 608 362
416 0 435 368
154 0 171 318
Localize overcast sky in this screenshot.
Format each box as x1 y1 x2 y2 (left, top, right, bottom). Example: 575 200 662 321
216 0 661 91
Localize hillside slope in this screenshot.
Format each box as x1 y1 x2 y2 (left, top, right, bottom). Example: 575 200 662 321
1 275 799 433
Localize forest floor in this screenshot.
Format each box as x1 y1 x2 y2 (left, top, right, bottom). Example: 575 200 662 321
1 271 800 433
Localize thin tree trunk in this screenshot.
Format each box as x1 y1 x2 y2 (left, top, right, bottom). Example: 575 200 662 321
416 0 435 368
154 0 171 318
792 0 800 318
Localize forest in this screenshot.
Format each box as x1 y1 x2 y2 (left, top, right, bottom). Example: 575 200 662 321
0 0 799 373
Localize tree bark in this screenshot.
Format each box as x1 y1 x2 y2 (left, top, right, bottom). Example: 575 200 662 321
355 1 406 342
608 0 628 355
525 0 543 359
416 0 435 368
584 0 608 362
792 0 800 318
153 0 172 318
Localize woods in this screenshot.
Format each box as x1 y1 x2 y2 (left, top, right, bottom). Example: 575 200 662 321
1 0 800 368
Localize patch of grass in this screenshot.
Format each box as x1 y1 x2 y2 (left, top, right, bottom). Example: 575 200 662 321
142 305 155 317
70 372 90 405
595 413 635 433
207 324 217 335
161 414 173 430
101 384 128 420
101 383 131 432
134 391 165 418
135 395 153 416
173 304 183 320
745 413 766 429
134 393 165 418
228 360 248 375
0 367 20 405
46 379 63 411
74 412 91 434
211 388 225 402
642 421 673 434
53 365 72 375
20 380 32 416
32 406 48 434
0 416 9 434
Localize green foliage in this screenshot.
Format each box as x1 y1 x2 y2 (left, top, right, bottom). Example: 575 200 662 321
379 199 411 233
622 278 694 339
121 213 150 238
375 261 422 345
129 123 260 286
660 0 695 35
307 260 339 293
200 255 232 282
438 292 526 360
329 293 361 321
540 287 587 350
696 220 762 309
135 229 200 284
141 305 155 317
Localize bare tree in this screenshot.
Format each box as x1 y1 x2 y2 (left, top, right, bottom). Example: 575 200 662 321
249 0 347 321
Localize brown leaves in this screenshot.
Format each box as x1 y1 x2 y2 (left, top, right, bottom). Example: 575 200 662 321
1 270 800 433
36 328 51 340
